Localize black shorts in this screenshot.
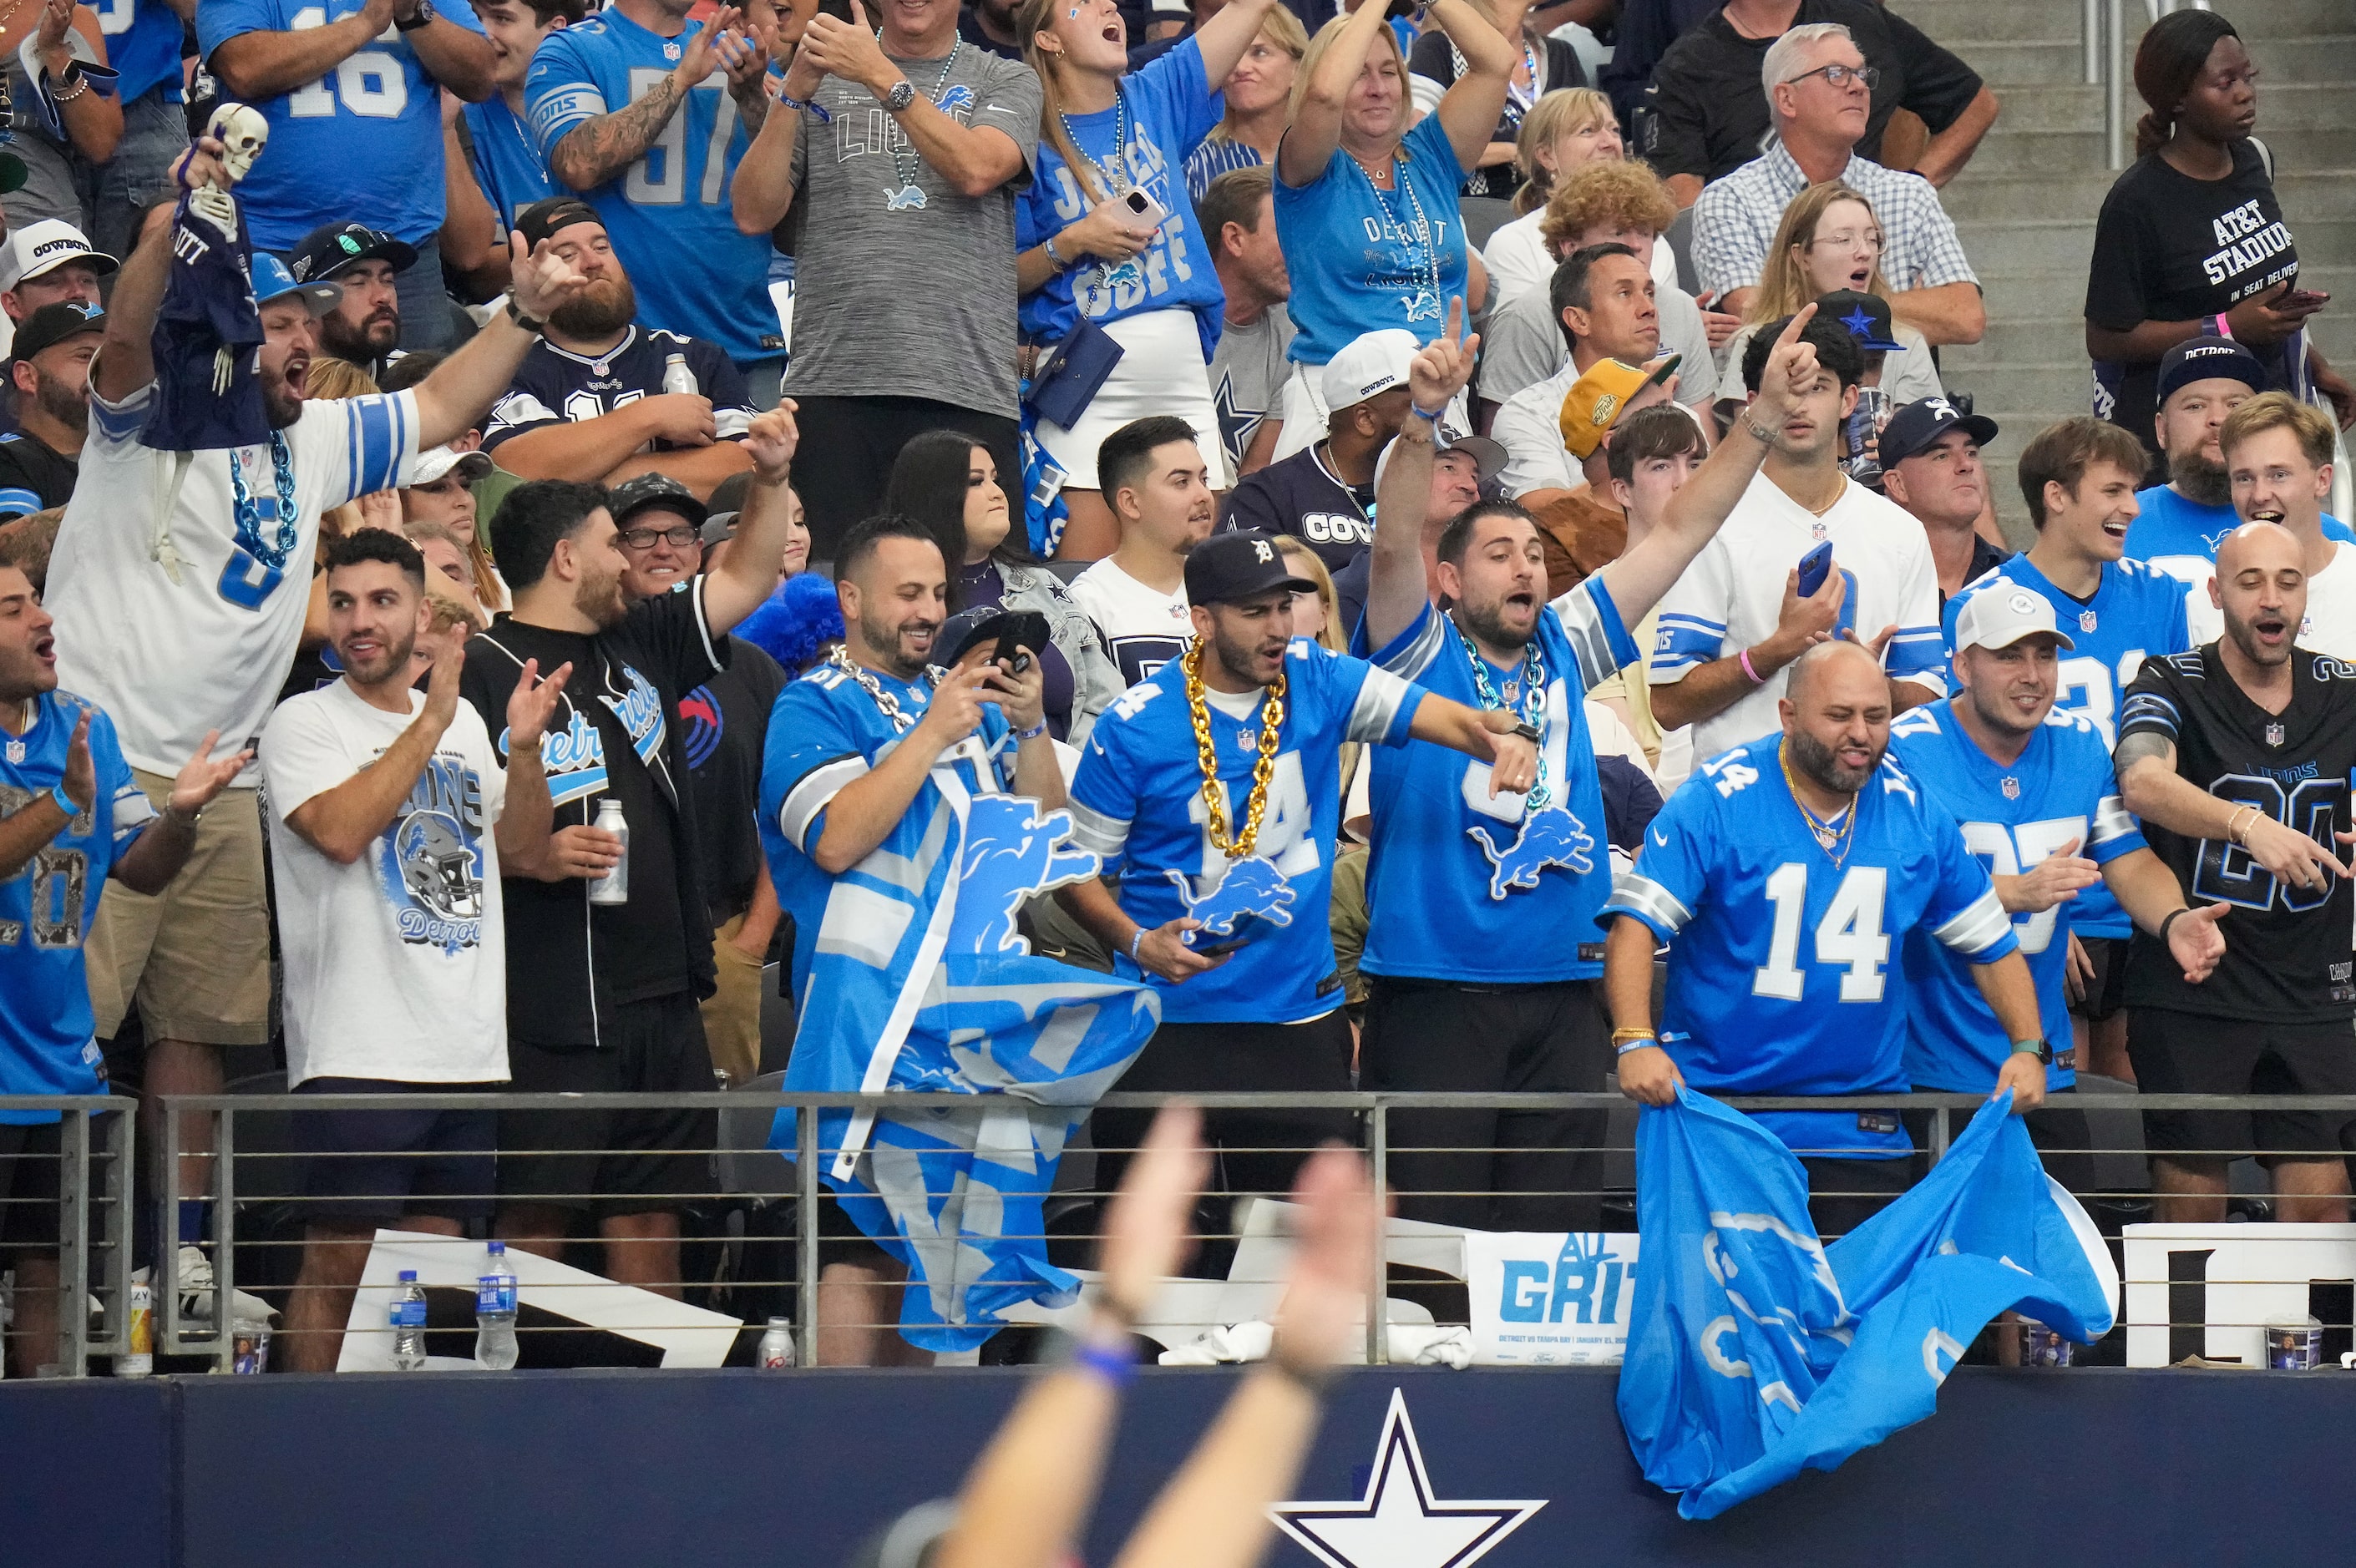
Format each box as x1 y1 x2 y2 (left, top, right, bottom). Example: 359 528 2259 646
0 1121 61 1251
294 1078 499 1225
2128 1007 2356 1161
499 993 717 1217
2072 936 2131 1023
1799 1154 1914 1240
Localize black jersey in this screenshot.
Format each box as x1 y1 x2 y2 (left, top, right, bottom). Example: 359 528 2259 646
2117 645 2356 1022
480 326 753 455
1219 443 1373 574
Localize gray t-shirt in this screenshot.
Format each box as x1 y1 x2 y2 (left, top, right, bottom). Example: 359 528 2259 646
784 46 1041 416
1479 281 1719 410
1205 303 1295 473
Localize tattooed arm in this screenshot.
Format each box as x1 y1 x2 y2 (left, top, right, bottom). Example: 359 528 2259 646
547 8 735 191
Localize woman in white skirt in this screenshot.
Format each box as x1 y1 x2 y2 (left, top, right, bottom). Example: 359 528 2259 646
1015 0 1285 559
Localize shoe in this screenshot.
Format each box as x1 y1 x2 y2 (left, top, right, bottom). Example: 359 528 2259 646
176 1243 276 1325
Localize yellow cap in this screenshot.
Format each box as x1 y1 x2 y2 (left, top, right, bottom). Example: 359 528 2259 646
1558 355 1682 460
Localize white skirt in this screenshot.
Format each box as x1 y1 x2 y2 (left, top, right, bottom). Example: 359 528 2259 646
1036 306 1231 492
1271 361 1472 462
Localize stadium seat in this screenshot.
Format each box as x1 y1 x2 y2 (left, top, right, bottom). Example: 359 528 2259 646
1664 205 1700 296
717 1070 796 1201
757 962 798 1078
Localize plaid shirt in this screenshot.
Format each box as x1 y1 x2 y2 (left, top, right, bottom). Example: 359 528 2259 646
1690 142 1979 299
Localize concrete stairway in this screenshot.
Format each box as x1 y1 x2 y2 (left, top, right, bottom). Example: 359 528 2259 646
1893 0 2354 547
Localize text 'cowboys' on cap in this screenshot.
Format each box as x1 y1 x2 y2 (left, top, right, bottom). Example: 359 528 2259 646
1318 329 1421 418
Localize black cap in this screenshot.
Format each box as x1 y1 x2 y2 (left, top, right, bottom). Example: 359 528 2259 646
1183 529 1315 606
608 473 707 529
1879 396 2000 468
2156 334 2267 405
9 301 103 366
1816 288 1905 353
515 197 604 254
289 222 418 284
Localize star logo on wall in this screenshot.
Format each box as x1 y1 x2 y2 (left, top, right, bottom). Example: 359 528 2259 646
1269 1389 1547 1568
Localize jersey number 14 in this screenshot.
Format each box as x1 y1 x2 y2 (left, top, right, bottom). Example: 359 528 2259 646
1753 862 1888 1003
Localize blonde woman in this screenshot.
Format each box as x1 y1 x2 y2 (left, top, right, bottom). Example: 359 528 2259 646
1015 0 1282 560
1481 87 1677 310
1719 182 1943 407
1270 0 1511 459
1183 5 1307 203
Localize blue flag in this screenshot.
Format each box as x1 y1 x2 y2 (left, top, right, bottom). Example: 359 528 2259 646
769 772 1158 1353
1619 1089 2116 1519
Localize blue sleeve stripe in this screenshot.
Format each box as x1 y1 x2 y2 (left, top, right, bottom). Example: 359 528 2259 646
1065 797 1129 858
780 754 868 852
2090 792 2137 847
90 389 146 443
1884 625 1947 675
0 488 42 517
2117 690 2180 737
1370 603 1443 680
1346 663 1417 746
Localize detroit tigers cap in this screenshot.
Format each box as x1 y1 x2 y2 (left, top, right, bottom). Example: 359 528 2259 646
251 252 342 317
288 222 418 285
1185 529 1317 605
1879 396 2000 468
1318 328 1421 418
0 220 116 293
1952 583 2075 655
2156 335 2267 406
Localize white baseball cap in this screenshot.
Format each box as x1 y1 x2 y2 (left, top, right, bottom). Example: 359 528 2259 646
410 446 494 487
1320 329 1421 419
0 220 117 293
1952 584 2075 655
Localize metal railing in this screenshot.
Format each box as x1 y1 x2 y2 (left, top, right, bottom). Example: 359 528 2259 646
2097 0 2213 169
0 1097 137 1378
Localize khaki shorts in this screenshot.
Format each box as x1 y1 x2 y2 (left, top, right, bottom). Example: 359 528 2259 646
84 773 271 1046
699 910 765 1086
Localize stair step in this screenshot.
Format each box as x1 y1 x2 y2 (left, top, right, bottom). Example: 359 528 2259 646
2242 34 2356 86
1960 41 2096 87
1939 174 2128 222
1952 130 2107 176
1898 0 2351 36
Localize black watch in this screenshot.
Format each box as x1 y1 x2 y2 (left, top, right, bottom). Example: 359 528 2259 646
1509 720 1542 744
395 0 435 30
504 296 545 335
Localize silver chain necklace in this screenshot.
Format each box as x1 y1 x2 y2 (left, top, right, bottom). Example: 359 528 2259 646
879 37 962 210
828 645 938 732
1347 146 1443 326
1458 621 1552 809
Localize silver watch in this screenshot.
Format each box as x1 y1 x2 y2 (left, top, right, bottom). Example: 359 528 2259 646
883 78 915 113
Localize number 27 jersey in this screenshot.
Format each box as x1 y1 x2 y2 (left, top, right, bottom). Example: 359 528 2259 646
2117 647 2356 1023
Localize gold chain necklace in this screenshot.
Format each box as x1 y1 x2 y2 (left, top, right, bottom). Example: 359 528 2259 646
1779 739 1857 868
1182 637 1286 857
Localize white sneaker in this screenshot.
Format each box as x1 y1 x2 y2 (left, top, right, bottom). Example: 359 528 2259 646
175 1243 276 1325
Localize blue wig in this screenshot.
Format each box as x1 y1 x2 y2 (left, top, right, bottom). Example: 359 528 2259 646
733 572 844 674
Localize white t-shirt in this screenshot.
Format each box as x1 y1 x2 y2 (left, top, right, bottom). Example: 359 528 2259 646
1483 209 1680 315
1069 558 1193 689
47 379 423 781
1492 360 1588 498
260 682 511 1086
2188 537 2356 658
1649 468 1948 760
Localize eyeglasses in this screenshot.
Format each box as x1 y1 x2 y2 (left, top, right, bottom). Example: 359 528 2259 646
619 524 701 552
1783 62 1879 93
1806 230 1883 252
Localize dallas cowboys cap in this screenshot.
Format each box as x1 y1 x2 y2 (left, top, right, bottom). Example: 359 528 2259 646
1319 328 1421 417
515 196 605 253
1952 583 2074 655
1815 288 1905 353
409 445 494 488
0 219 117 293
288 221 418 284
1185 529 1316 605
608 472 708 531
251 252 342 316
8 301 104 366
1879 396 2000 468
2156 334 2267 405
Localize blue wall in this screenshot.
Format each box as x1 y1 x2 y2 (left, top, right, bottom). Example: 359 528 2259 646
5 1367 2353 1565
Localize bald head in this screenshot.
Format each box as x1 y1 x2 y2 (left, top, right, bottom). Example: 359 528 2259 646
2212 519 2305 673
1785 639 1885 707
1780 640 1889 797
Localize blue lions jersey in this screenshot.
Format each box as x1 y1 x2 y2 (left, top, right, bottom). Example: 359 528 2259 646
1602 734 2018 1158
0 694 151 1124
1943 556 2186 937
92 0 188 103
1067 640 1424 1024
1358 580 1638 984
761 663 1013 1004
525 11 778 365
464 92 559 234
2127 483 2355 634
197 0 484 250
1888 703 2145 1092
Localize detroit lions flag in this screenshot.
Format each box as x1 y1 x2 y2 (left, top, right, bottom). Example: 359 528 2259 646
769 767 1158 1353
1619 1089 2117 1519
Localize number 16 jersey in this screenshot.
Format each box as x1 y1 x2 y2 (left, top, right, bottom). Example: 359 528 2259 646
2117 646 2356 1023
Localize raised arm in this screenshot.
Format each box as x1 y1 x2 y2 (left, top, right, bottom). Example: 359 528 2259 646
698 405 798 634
439 93 507 293
1426 0 1513 175
793 0 1023 199
1192 0 1279 86
492 657 570 875
110 732 246 895
208 0 395 100
285 640 468 865
731 28 808 232
1276 0 1388 187
408 233 589 450
92 175 185 402
398 0 495 102
1366 301 1479 652
548 7 739 191
38 3 124 163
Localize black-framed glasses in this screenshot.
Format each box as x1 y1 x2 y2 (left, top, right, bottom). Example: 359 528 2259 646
1784 62 1879 92
620 524 701 551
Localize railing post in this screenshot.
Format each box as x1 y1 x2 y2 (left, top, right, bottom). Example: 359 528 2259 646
797 1098 820 1369
99 1105 132 1358
159 1093 183 1351
2083 0 2101 83
1931 1105 1950 1166
1367 1100 1388 1368
211 1108 236 1368
2106 0 2127 169
58 1109 89 1377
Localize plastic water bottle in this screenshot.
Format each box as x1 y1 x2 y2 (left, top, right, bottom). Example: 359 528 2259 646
390 1270 428 1371
661 352 698 397
475 1242 519 1371
587 798 630 905
757 1316 795 1368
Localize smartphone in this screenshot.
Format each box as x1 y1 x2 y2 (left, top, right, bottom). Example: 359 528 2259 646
2283 288 2332 311
1122 188 1168 232
816 0 853 21
991 622 1032 675
1186 913 1264 959
1796 539 1834 599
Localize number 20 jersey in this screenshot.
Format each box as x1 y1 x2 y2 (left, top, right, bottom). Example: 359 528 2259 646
2117 646 2356 1023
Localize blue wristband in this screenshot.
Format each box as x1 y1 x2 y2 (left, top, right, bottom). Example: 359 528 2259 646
49 781 79 820
1016 719 1048 741
1074 1338 1137 1387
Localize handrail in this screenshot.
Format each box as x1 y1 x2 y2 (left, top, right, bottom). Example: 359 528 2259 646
2104 0 2213 170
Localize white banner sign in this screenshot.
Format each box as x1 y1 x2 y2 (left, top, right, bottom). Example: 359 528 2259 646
1464 1231 1639 1366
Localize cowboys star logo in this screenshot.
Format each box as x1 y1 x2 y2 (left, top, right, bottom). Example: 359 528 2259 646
1269 1388 1546 1568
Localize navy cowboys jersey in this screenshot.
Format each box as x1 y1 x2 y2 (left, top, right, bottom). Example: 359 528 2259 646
481 327 753 455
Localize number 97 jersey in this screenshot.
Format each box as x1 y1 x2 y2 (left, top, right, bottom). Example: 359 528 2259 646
2117 648 2356 1023
1600 734 2017 1159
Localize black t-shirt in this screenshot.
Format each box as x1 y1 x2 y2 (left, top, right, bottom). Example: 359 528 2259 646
1406 33 1586 200
1219 444 1374 574
459 584 728 1047
2086 143 2301 446
2117 647 2356 1024
1642 0 1981 183
0 428 76 519
681 633 785 924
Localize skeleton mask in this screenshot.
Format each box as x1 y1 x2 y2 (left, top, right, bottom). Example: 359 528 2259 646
206 104 269 185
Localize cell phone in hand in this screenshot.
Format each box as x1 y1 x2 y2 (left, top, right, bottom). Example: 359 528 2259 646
1121 187 1168 232
2282 288 2332 311
1796 539 1834 598
1185 913 1266 959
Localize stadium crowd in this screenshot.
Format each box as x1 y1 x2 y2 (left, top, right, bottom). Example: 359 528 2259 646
0 0 2352 1377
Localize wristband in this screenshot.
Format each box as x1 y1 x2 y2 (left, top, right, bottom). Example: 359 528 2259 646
2011 1039 2048 1060
1016 719 1048 741
2214 312 2233 341
2227 804 2259 845
1745 416 1777 444
1045 235 1072 269
49 781 79 820
1410 402 1449 422
504 297 545 335
1073 1338 1137 1388
1130 928 1147 964
1613 1033 1659 1058
2159 906 2191 942
775 89 833 123
1739 646 1766 685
